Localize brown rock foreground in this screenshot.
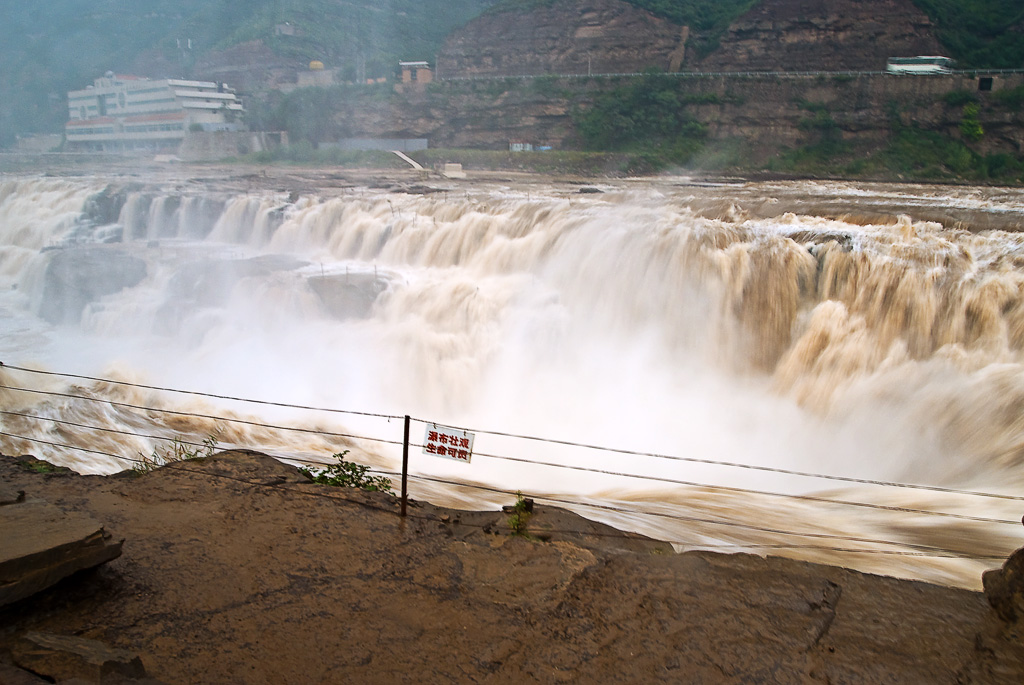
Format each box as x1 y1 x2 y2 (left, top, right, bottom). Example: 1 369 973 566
1 485 122 609
1 450 1023 684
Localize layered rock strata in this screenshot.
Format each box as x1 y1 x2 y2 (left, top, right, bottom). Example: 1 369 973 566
437 0 689 78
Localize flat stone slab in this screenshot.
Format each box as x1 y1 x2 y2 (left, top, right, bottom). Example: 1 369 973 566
12 632 147 683
0 497 122 607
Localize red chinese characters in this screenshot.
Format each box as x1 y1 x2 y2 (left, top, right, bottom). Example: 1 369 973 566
422 423 475 464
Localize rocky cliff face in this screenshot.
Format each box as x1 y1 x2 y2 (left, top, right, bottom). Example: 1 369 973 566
438 0 946 77
329 71 1024 162
193 41 306 92
699 0 943 71
437 0 689 78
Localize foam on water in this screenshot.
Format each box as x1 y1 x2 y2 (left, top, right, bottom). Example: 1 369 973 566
3 173 1024 588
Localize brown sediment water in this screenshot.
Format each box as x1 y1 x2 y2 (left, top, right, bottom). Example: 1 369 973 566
2 170 1024 588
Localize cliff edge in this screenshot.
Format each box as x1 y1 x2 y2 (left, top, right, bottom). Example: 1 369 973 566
1 450 1023 683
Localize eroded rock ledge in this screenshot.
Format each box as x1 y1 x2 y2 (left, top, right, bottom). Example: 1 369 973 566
1 450 1022 683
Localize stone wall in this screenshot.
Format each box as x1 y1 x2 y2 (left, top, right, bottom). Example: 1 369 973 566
329 72 1024 158
178 131 288 161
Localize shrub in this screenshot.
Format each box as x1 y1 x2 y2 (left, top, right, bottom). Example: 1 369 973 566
300 450 393 494
991 86 1024 109
944 90 978 107
960 103 984 142
134 436 218 474
507 491 533 536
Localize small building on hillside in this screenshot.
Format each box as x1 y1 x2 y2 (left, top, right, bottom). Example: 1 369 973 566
296 62 339 88
399 61 433 84
65 73 244 153
274 22 302 37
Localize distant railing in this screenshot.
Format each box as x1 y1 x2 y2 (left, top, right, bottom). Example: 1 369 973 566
437 68 1024 82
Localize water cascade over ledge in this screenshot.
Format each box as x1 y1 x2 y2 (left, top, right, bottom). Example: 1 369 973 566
3 172 1024 588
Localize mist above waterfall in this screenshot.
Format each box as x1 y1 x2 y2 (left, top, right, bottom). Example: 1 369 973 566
3 171 1024 587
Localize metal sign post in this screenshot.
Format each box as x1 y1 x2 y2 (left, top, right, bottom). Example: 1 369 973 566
401 415 410 517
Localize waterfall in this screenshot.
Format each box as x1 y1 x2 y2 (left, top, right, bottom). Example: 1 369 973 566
4 173 1024 587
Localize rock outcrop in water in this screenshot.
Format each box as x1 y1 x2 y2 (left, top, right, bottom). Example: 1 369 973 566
37 247 147 325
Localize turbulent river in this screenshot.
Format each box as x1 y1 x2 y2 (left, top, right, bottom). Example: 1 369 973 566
3 167 1024 589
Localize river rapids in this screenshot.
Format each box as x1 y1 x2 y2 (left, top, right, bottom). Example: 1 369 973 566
2 169 1024 589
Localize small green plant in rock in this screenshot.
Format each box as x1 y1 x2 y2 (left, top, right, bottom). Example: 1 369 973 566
507 491 533 536
134 436 218 474
299 450 393 494
960 103 984 142
19 458 70 474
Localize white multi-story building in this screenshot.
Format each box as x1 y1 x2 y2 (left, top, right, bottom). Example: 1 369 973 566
66 72 244 152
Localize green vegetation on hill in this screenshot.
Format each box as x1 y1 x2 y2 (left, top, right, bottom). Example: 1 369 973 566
490 0 756 31
243 82 396 144
911 0 1024 68
573 71 715 169
489 0 758 56
622 0 760 34
766 96 1024 184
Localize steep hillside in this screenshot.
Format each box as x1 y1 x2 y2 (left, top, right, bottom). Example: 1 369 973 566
443 0 947 76
201 0 498 84
700 0 943 71
488 0 759 57
911 0 1024 68
438 0 689 77
480 0 1024 71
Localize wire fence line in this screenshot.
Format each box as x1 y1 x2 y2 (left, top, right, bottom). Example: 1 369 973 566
1 362 1021 563
10 399 1011 532
0 384 404 449
0 429 1007 562
4 363 1020 502
0 363 400 421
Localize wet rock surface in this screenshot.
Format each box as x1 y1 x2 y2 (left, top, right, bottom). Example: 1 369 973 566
10 632 151 684
983 547 1024 622
0 484 122 608
308 272 389 320
0 450 1022 683
37 247 147 325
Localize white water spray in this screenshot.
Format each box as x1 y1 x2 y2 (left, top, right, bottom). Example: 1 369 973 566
3 173 1024 588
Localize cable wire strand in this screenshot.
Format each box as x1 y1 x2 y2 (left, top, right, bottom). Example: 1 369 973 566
407 416 1024 503
0 385 403 448
1 431 1011 563
4 407 1011 526
397 472 1006 558
0 363 402 421
3 364 1019 503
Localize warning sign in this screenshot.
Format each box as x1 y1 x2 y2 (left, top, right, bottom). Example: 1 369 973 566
423 424 474 464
